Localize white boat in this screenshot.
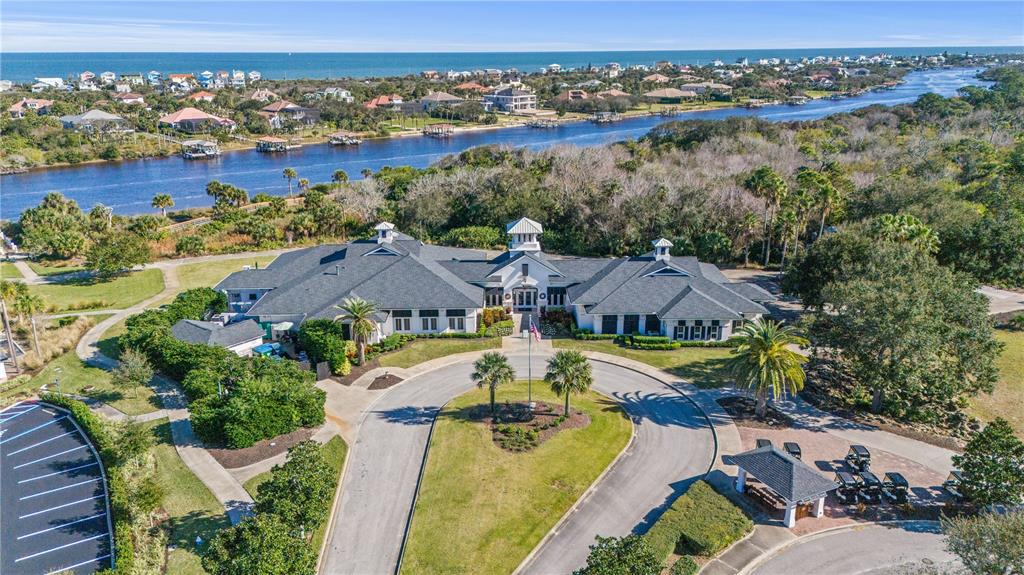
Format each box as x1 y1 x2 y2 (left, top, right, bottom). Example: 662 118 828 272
329 131 362 145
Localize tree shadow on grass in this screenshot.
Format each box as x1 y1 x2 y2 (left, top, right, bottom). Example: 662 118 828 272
667 357 732 389
167 509 231 554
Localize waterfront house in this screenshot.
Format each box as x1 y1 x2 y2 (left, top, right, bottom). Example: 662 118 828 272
363 94 403 110
231 70 246 88
114 82 132 93
199 70 215 87
215 218 771 343
304 87 355 102
249 89 279 102
418 91 463 111
147 70 162 85
120 73 144 86
546 64 562 74
79 71 96 83
248 71 262 82
552 89 590 104
59 109 133 135
34 77 65 89
259 100 321 127
421 70 440 80
30 83 53 93
159 107 236 133
595 89 631 100
679 81 734 96
484 84 537 113
655 61 675 70
171 318 265 357
0 80 13 92
643 88 697 103
8 98 54 119
99 71 117 84
188 90 217 103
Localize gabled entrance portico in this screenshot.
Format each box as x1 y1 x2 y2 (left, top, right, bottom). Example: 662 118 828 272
512 286 538 311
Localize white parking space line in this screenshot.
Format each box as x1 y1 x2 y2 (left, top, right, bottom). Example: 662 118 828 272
18 462 99 483
17 512 107 540
21 478 101 500
0 404 39 425
46 553 112 575
0 416 67 445
7 431 76 456
19 495 104 519
13 445 87 469
0 400 26 413
15 533 107 563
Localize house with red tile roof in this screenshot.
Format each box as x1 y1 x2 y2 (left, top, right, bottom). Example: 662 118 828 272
259 100 320 127
363 94 403 110
158 107 235 133
8 98 54 119
188 91 217 103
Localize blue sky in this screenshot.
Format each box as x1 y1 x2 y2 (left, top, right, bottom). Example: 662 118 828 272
2 1 1022 52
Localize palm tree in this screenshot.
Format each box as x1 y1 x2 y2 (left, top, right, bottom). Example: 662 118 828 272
471 352 515 414
360 168 373 179
332 169 349 187
742 165 788 267
2 280 29 322
283 168 298 196
739 211 759 267
151 193 174 217
15 292 45 354
869 214 939 254
0 280 21 368
727 319 809 419
544 350 593 416
334 297 378 365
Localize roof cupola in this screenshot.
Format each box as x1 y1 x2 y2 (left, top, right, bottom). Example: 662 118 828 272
652 237 673 262
506 217 543 253
375 221 395 244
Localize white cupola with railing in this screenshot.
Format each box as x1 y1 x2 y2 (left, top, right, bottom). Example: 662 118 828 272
375 221 395 244
506 217 543 253
652 237 673 261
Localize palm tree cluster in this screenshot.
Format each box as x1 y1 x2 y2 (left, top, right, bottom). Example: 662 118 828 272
0 279 45 359
726 319 809 419
468 350 594 417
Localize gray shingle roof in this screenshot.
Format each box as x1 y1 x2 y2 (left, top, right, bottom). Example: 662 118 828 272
731 446 838 502
171 319 264 347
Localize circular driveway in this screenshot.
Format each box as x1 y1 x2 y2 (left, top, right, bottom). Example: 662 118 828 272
751 522 960 575
320 353 716 575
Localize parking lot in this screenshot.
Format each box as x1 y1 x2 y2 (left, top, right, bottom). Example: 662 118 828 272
1 401 113 574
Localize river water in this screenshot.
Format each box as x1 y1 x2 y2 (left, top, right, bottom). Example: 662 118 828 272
0 67 988 219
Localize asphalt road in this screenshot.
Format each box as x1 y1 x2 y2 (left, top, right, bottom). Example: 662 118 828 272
319 354 715 575
750 522 960 575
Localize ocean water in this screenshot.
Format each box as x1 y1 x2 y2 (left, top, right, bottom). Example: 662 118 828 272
0 68 989 219
0 47 1014 83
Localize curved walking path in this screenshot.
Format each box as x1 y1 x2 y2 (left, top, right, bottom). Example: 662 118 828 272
320 347 729 575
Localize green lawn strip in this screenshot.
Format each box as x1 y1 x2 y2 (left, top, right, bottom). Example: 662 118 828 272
28 268 164 312
553 339 734 388
401 380 632 574
96 316 128 361
241 436 349 551
969 329 1024 438
176 256 279 292
0 349 159 415
1 261 23 279
378 337 502 369
147 418 231 575
644 480 752 567
26 261 87 276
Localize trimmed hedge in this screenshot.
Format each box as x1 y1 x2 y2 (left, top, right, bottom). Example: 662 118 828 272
670 556 700 575
644 480 752 561
39 394 134 574
298 319 352 375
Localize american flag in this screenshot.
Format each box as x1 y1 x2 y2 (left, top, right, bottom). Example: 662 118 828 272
529 317 541 342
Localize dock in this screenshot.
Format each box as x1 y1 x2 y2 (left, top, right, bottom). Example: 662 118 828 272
181 139 221 159
329 131 362 145
255 136 301 152
423 123 454 137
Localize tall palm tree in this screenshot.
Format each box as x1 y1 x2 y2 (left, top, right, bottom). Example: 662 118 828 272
727 319 809 419
0 280 22 368
471 352 515 414
151 193 174 217
334 297 378 365
544 350 593 416
298 178 310 194
332 169 349 187
283 167 298 197
742 165 788 267
15 292 45 354
2 280 29 322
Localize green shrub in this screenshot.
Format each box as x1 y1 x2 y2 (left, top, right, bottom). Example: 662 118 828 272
644 480 752 561
298 319 351 375
670 555 700 575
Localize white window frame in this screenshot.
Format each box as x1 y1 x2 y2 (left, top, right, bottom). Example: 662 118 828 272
394 317 410 332
422 317 438 331
448 317 465 331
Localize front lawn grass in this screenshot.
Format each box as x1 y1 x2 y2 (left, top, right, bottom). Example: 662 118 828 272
28 268 164 311
148 418 231 575
969 329 1024 438
0 350 159 415
401 380 632 575
553 339 734 388
1 261 23 279
27 260 87 276
176 255 279 292
378 337 502 369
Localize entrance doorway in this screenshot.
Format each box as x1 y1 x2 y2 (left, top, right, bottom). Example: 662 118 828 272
512 287 537 311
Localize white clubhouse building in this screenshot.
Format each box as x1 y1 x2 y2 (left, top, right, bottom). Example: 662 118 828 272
216 218 772 342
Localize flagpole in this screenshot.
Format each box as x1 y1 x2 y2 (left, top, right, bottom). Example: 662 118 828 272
528 315 533 405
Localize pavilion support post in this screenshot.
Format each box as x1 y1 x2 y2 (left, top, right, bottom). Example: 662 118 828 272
814 496 825 518
735 468 747 493
783 501 797 528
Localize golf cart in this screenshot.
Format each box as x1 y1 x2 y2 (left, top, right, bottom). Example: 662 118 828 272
845 444 871 472
756 438 772 449
943 470 965 501
882 472 910 504
783 442 802 460
835 471 861 504
857 470 883 504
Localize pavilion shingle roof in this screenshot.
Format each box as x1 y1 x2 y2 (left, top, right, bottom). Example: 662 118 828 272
731 446 838 503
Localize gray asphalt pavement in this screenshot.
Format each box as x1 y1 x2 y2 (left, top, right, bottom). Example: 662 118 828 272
319 354 716 575
750 522 960 575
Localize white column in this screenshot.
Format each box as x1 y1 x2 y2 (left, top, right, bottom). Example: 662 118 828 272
735 468 747 493
783 501 797 528
814 496 825 517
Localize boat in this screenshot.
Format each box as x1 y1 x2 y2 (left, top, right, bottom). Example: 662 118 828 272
255 136 301 152
526 119 559 128
328 131 363 145
423 123 454 137
181 139 221 159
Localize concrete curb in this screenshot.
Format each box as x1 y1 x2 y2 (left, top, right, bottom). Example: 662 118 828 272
315 432 353 574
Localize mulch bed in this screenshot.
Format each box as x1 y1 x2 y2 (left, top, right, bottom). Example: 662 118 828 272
717 396 794 429
465 401 590 451
332 358 381 386
367 373 404 390
207 427 314 469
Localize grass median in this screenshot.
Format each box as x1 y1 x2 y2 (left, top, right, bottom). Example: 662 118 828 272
969 329 1024 438
400 380 632 575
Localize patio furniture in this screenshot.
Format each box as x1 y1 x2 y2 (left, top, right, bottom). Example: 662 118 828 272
835 471 861 504
756 438 772 449
943 470 965 501
734 445 838 528
882 472 910 504
857 470 883 504
845 444 871 472
783 442 802 460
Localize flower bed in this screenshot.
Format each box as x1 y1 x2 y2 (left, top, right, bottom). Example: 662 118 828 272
465 400 590 452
